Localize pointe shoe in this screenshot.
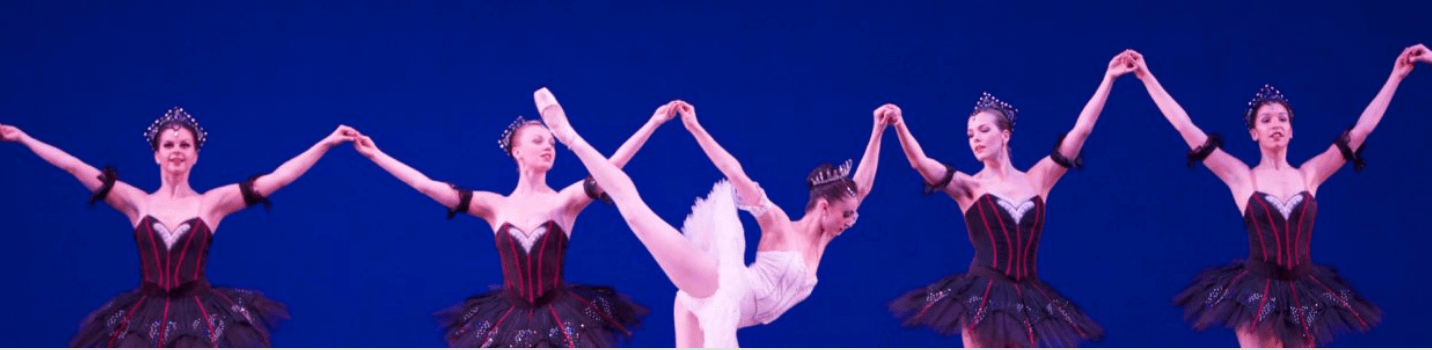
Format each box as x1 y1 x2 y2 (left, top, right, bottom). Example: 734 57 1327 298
534 87 560 113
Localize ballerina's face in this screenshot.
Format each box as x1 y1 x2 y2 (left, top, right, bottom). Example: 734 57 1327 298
1249 102 1293 151
511 123 556 172
821 195 860 236
152 126 199 175
967 111 1011 162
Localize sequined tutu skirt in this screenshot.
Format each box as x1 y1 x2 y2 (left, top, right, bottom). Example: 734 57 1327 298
890 266 1103 347
70 281 289 347
1173 259 1381 346
435 284 647 347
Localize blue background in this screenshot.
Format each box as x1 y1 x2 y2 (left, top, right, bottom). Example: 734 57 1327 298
2 0 1430 347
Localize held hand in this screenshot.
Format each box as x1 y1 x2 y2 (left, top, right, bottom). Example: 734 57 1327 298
1128 50 1151 81
1393 43 1428 79
0 123 27 143
353 134 379 158
1107 50 1137 78
650 101 679 124
323 125 359 147
673 100 700 131
874 103 901 128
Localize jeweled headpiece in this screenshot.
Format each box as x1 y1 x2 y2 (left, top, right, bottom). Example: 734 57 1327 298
144 106 207 150
808 159 855 196
972 92 1018 130
497 116 543 157
1244 84 1294 129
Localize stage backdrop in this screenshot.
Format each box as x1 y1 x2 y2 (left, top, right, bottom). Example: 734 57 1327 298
2 0 1429 347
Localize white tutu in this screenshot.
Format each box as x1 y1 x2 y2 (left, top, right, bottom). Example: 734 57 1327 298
675 180 749 348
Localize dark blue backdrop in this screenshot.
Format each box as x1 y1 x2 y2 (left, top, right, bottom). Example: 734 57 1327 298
3 0 1430 347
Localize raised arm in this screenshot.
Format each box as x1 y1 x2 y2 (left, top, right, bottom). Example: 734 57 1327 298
206 125 358 218
850 104 893 203
1029 51 1134 195
1130 51 1252 193
350 130 502 222
887 107 972 199
559 102 678 212
673 101 771 208
1304 44 1428 187
2 124 146 220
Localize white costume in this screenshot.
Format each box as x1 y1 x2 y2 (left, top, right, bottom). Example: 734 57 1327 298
675 181 819 348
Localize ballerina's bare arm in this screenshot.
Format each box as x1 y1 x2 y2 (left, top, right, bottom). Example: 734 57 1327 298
2 123 147 221
1029 51 1134 197
206 125 360 219
1131 51 1253 198
1303 44 1427 189
675 101 792 227
888 107 976 202
351 130 504 223
851 104 894 203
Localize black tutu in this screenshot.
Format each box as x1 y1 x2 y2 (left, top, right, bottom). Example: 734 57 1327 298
70 282 290 347
891 266 1103 347
1173 259 1381 346
436 284 647 348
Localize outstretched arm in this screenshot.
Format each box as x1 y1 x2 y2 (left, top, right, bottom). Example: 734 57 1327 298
559 102 679 212
207 125 359 218
1304 44 1428 187
1030 51 1135 195
850 104 893 203
351 130 503 222
2 124 146 220
1130 51 1252 193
